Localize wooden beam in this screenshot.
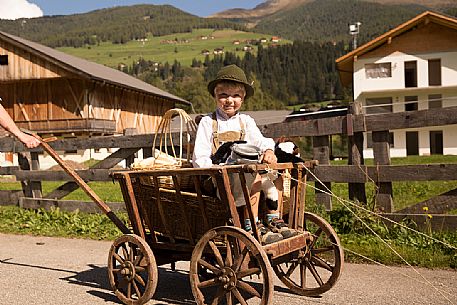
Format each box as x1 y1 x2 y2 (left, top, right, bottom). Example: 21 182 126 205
261 106 457 138
0 132 194 153
15 168 113 181
44 147 139 199
312 164 457 182
347 102 367 204
313 135 332 210
19 197 125 214
372 131 393 212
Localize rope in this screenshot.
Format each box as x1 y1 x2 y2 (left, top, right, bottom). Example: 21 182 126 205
263 164 456 304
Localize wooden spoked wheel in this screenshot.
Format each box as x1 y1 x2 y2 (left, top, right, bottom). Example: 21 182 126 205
273 212 343 296
190 226 274 305
108 234 158 305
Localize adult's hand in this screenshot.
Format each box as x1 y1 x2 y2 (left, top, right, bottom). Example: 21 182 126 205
17 132 41 149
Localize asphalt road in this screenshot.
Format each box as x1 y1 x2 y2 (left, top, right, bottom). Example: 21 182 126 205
0 233 456 305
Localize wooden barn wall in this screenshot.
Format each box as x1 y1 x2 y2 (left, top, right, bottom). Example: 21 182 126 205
0 40 70 81
89 83 173 134
0 78 87 122
360 22 457 59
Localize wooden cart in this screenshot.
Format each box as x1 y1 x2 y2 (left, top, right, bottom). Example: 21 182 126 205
107 162 344 305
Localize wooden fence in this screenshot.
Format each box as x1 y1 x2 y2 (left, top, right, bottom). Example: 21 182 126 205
1 103 457 230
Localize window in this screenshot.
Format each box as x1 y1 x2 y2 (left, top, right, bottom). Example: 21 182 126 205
0 55 7 65
428 94 442 109
365 63 391 79
428 59 441 86
366 132 394 148
405 96 418 111
365 97 392 115
404 61 417 87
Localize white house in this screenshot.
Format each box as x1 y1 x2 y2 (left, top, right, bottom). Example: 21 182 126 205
336 11 457 158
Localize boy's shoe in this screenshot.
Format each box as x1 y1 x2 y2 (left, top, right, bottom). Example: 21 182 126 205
256 222 283 245
268 218 299 239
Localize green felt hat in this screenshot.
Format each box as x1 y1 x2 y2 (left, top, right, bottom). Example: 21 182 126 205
207 64 254 99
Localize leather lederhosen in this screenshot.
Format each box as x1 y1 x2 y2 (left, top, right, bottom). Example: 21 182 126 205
211 111 246 155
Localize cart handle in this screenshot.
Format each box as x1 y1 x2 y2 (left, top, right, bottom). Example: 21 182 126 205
24 131 130 234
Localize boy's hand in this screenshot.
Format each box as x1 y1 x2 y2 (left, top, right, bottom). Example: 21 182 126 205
261 149 277 164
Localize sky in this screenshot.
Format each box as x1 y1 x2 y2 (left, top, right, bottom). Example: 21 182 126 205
0 0 266 20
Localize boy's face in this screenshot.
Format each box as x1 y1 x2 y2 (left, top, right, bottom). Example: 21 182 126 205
214 83 245 118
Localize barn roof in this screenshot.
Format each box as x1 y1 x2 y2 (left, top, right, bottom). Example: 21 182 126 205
335 11 457 87
0 31 190 105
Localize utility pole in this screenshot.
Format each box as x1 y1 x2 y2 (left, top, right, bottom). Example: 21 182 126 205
349 22 362 49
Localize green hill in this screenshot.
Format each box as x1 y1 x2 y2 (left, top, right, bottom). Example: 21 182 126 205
0 4 245 48
252 0 428 43
57 29 289 68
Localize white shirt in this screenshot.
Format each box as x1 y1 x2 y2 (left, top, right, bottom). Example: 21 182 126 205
192 109 275 168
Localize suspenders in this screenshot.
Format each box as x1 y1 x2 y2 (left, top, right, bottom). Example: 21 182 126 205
211 111 246 154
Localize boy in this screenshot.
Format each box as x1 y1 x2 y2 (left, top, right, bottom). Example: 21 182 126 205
192 64 295 244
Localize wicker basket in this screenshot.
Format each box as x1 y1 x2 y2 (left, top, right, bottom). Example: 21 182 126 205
132 109 197 190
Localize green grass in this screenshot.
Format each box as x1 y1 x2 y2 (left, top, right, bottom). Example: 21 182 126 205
0 205 125 240
57 29 290 68
341 233 456 268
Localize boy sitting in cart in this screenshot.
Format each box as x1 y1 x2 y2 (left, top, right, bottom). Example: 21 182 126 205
192 64 298 244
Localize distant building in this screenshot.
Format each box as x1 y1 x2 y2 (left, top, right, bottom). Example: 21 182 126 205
232 40 240 45
201 49 210 55
243 45 253 52
259 38 268 43
271 36 281 43
213 48 224 55
336 11 457 158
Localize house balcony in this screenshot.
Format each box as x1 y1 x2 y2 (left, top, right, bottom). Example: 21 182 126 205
15 118 117 135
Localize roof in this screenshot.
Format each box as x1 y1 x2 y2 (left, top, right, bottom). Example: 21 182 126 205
0 31 190 105
170 110 291 132
336 11 457 87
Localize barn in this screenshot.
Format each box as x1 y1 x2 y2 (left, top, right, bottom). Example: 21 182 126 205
0 31 189 166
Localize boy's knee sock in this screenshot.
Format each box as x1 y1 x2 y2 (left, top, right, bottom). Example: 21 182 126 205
244 217 259 231
266 213 280 223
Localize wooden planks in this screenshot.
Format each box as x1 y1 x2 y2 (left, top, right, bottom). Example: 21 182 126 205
261 106 457 137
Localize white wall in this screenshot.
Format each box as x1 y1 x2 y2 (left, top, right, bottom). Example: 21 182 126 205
354 51 457 99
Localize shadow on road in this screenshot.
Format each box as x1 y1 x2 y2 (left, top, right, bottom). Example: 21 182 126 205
62 264 196 304
2 258 311 304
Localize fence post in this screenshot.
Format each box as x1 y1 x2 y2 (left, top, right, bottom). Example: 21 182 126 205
347 102 367 203
313 135 332 210
372 130 393 212
123 128 138 167
18 151 42 198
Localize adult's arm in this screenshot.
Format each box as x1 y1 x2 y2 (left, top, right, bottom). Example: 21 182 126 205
0 102 40 148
